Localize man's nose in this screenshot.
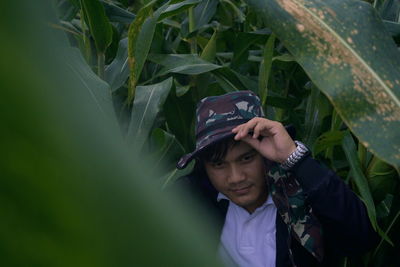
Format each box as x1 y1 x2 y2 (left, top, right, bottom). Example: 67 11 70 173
227 164 245 184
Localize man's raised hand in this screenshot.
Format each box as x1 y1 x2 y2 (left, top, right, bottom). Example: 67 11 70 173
231 117 297 163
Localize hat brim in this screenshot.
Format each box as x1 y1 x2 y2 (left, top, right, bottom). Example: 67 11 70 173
176 124 297 170
176 130 236 170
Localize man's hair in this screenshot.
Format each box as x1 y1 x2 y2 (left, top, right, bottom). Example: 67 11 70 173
196 137 238 163
191 136 270 181
191 137 238 178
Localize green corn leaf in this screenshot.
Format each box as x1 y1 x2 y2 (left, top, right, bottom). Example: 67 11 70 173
150 128 186 176
148 54 222 75
303 83 333 147
162 161 195 190
127 1 168 103
127 0 156 103
220 0 245 23
193 0 219 30
383 20 400 44
58 0 80 21
163 85 196 151
259 33 275 105
101 0 135 23
56 20 81 37
62 47 120 130
212 67 251 92
342 132 392 245
159 0 201 21
180 0 219 36
1 1 221 265
373 196 400 257
200 30 217 62
342 132 377 228
273 53 295 62
366 156 399 203
245 0 400 168
127 77 174 152
80 0 113 54
67 0 80 8
313 130 345 157
231 32 266 70
367 157 398 178
235 72 259 92
151 128 185 165
264 96 299 109
148 127 193 191
105 38 129 92
376 0 400 21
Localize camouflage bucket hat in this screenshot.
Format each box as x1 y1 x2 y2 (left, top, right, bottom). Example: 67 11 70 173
176 91 264 169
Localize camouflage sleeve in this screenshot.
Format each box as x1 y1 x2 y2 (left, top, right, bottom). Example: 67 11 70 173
290 155 380 255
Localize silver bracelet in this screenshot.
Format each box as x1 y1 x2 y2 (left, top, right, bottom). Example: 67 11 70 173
280 141 309 170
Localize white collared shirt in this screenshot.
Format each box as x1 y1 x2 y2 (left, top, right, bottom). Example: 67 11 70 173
218 193 277 267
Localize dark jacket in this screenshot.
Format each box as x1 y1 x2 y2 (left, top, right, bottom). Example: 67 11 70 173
175 155 379 267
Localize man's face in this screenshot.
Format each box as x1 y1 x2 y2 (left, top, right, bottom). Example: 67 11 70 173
204 141 268 213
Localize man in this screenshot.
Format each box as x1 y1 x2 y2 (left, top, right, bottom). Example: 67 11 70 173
175 91 379 267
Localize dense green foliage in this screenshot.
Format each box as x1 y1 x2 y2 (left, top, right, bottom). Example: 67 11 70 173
1 1 222 266
57 0 400 265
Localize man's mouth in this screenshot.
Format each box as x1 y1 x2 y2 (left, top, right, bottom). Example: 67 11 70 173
231 185 252 195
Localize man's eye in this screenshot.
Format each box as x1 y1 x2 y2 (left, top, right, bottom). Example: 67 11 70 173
212 161 224 168
242 154 254 162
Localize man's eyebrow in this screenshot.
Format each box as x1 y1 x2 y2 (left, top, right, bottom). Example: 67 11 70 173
236 148 256 160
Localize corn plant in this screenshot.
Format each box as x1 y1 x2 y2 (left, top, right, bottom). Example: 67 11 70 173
55 0 400 266
1 0 222 266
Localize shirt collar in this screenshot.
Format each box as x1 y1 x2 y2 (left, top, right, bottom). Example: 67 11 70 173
217 192 229 202
217 192 274 208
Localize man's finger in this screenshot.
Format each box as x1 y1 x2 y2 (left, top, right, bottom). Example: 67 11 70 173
252 122 262 139
233 124 243 140
239 118 260 137
233 118 271 139
237 125 248 139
